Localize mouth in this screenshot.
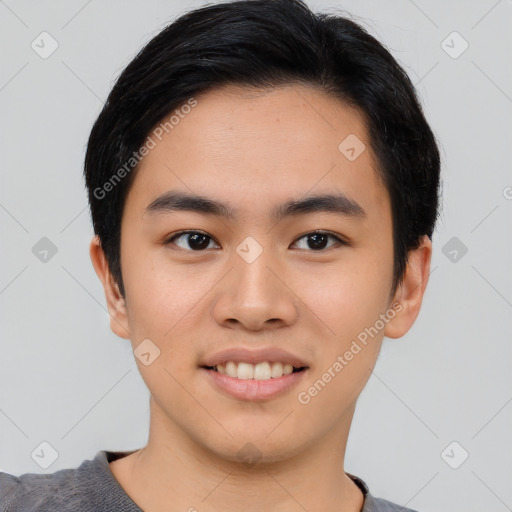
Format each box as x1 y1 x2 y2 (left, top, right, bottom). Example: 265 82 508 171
200 361 309 401
199 347 310 400
201 361 308 380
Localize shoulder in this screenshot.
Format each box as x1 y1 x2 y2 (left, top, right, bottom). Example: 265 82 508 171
347 472 419 512
0 472 20 510
0 463 91 512
0 451 136 512
0 467 66 511
365 494 419 512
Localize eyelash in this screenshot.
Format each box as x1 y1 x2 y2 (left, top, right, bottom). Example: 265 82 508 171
164 230 348 252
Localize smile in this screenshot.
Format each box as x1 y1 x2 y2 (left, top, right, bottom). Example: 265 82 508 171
205 361 306 380
201 364 308 401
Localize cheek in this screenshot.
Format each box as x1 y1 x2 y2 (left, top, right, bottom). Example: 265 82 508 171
295 250 393 343
121 257 206 400
293 261 388 422
121 245 222 370
295 343 378 435
121 243 194 339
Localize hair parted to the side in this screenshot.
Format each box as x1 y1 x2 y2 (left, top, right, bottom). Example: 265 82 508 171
84 0 440 299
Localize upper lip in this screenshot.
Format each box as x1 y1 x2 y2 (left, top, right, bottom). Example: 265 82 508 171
200 347 309 368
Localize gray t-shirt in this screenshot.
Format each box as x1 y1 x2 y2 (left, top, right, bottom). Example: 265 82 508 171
0 450 418 511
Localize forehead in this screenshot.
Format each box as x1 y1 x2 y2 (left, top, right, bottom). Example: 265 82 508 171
124 83 389 222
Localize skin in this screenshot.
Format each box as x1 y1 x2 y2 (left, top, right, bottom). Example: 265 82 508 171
90 83 432 512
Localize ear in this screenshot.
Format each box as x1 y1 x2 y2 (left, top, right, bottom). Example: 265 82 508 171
384 235 432 339
89 235 131 339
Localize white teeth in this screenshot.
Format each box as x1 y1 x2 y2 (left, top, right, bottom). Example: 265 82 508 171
226 361 237 378
254 362 271 380
270 362 283 378
212 361 303 380
237 362 254 380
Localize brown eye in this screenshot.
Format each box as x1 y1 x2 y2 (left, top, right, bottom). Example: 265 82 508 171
166 231 218 251
165 230 346 252
292 231 345 251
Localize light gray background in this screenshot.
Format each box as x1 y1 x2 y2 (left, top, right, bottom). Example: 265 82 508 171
1 1 511 511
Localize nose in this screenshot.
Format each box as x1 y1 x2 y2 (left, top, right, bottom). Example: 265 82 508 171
211 246 298 332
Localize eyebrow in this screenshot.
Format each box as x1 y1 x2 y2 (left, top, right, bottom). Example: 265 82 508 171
143 190 366 222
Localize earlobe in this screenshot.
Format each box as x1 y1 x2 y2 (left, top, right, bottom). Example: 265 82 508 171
384 235 432 339
89 235 131 340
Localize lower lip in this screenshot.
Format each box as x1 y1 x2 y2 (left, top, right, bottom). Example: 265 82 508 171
201 367 308 401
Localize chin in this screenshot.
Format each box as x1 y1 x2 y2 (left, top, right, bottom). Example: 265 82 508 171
197 430 309 467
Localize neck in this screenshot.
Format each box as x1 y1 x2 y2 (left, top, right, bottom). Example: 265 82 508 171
110 398 364 512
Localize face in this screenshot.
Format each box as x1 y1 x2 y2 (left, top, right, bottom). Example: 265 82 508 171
92 84 427 464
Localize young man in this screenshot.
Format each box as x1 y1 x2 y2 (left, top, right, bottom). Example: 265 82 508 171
0 0 440 510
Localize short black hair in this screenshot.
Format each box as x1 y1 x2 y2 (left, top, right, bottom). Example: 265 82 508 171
84 0 440 299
